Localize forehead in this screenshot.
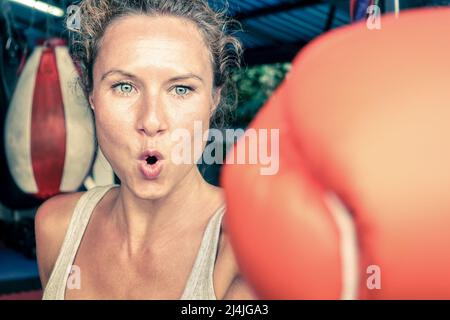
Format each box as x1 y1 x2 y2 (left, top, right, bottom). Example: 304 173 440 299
96 14 212 77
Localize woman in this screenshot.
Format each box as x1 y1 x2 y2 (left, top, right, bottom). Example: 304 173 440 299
35 0 256 299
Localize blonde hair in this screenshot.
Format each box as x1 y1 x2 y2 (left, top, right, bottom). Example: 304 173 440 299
68 0 243 128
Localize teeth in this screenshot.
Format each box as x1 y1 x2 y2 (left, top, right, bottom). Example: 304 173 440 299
146 155 158 165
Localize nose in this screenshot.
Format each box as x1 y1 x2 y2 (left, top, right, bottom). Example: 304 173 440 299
137 92 168 137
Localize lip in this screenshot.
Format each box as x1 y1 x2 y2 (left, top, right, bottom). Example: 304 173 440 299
139 149 164 161
138 149 164 180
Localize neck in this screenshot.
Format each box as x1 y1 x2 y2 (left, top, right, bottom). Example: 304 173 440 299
110 166 220 256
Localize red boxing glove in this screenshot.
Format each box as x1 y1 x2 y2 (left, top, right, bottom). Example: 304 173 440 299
222 8 450 299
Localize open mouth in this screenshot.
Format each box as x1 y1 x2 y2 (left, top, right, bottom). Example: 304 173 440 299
140 150 163 163
146 155 159 165
139 150 164 180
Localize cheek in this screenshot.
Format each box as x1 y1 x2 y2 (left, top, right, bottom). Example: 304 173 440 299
166 94 213 128
93 110 134 179
93 104 134 151
95 90 133 123
166 96 212 163
169 100 211 145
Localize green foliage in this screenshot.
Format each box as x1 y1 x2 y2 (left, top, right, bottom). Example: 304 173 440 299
232 62 291 128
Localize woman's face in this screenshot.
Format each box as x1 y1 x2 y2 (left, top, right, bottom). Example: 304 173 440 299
90 15 219 199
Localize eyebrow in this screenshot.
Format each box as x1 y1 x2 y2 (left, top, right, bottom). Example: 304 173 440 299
169 73 204 83
101 69 204 83
101 69 136 81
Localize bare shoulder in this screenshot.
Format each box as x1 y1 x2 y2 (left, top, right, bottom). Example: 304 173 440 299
34 191 85 288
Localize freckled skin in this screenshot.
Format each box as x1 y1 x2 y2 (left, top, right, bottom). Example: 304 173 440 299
90 15 219 200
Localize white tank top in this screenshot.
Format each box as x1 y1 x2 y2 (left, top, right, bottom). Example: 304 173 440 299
42 184 226 300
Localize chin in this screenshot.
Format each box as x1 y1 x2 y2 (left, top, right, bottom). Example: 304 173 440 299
130 178 171 200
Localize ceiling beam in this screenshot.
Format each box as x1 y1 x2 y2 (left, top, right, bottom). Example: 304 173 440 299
234 0 325 21
323 4 336 32
242 40 308 66
241 23 285 46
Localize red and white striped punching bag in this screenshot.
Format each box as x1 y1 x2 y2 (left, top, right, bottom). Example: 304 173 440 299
4 39 95 199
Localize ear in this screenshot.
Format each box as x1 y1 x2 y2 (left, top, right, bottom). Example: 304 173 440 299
88 95 95 110
211 87 222 113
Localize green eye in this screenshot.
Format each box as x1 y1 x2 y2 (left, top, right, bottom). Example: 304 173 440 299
174 86 191 96
120 83 133 93
112 82 135 95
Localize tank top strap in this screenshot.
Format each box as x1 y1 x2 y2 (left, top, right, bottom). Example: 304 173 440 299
180 204 226 300
42 184 117 300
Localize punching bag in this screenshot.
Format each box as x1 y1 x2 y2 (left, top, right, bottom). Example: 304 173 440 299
5 38 95 200
0 20 42 209
222 8 450 299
